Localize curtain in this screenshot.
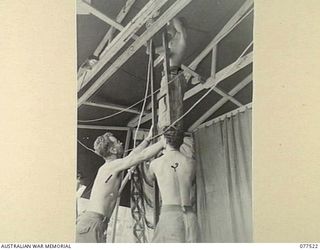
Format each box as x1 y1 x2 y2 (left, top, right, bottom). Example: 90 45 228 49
194 107 252 242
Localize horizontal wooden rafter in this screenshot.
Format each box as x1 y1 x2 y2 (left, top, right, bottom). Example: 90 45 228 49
94 0 136 57
153 0 253 70
127 51 252 127
81 0 124 31
184 51 253 100
187 0 253 72
78 0 170 93
83 101 149 115
188 73 252 131
78 124 129 131
78 0 193 107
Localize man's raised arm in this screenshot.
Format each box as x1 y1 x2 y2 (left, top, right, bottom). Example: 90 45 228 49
116 139 164 172
129 126 153 155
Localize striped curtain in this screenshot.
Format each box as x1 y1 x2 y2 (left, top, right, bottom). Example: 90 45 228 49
194 107 252 242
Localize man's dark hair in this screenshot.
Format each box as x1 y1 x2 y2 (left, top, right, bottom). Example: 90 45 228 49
162 126 184 149
93 132 115 158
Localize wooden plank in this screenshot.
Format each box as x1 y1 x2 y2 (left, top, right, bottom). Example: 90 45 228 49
78 0 193 107
77 124 129 131
83 101 149 115
212 86 242 106
211 45 217 77
181 65 203 85
127 51 252 127
78 0 170 92
184 51 252 100
187 0 253 71
81 1 124 31
94 0 136 57
158 30 172 129
77 0 91 15
126 0 253 126
188 74 252 131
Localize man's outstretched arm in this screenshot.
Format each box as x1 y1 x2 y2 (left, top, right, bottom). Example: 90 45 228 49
129 126 153 155
115 139 164 172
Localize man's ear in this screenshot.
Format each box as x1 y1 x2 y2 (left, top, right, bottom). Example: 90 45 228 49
109 146 117 154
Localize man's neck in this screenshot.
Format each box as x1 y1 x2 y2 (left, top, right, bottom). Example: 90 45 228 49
164 146 179 154
104 155 117 163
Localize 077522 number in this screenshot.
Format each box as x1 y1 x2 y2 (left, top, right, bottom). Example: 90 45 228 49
300 244 318 248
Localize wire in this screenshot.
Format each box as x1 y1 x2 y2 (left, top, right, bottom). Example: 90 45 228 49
133 44 152 147
150 41 254 141
78 7 253 123
78 70 185 123
77 139 99 156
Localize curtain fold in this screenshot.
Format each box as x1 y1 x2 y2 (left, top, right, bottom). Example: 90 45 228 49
194 107 252 242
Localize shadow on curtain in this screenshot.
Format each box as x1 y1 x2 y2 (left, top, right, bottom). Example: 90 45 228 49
194 107 252 242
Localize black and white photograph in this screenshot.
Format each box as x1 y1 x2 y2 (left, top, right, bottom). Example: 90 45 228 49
76 0 253 243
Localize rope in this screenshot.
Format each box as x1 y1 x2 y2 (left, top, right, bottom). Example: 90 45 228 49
77 40 252 156
133 47 152 147
78 8 253 124
77 71 185 123
150 41 253 140
125 40 254 146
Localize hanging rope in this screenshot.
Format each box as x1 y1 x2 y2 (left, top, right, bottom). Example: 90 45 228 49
120 41 254 151
133 48 152 147
77 38 252 156
78 8 253 124
77 71 184 123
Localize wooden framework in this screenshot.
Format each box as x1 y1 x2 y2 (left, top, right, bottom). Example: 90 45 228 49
77 0 254 242
77 0 193 106
126 0 253 128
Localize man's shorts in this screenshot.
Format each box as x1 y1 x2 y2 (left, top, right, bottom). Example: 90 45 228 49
152 205 199 243
75 211 109 243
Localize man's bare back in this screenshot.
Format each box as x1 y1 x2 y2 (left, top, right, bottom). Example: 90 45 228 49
150 150 195 206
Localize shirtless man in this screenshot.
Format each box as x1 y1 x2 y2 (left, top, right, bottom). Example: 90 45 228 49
150 127 199 243
76 129 165 243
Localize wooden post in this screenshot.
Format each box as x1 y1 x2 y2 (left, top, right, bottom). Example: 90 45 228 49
158 30 184 131
158 30 171 129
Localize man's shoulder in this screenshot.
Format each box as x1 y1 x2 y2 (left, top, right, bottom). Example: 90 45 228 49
100 159 123 172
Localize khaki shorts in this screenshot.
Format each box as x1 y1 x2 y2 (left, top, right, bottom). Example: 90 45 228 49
75 211 109 243
152 205 199 243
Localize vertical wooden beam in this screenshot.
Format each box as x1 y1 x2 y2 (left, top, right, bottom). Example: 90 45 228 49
158 30 171 129
78 0 171 94
78 0 193 106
